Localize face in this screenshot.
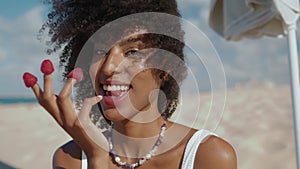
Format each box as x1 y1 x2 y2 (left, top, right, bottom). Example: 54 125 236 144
89 29 163 123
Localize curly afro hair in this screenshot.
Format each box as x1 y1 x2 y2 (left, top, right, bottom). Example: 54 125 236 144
40 0 187 129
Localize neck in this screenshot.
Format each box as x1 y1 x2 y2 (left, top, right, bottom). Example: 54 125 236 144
110 116 166 160
114 116 165 137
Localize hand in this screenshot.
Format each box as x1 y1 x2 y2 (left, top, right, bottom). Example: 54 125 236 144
22 59 108 158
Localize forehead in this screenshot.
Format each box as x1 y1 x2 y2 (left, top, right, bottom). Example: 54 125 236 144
93 26 149 48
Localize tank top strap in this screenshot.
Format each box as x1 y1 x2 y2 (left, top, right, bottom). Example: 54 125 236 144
181 129 217 169
81 151 88 169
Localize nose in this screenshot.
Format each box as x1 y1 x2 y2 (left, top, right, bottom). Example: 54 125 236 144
101 46 123 76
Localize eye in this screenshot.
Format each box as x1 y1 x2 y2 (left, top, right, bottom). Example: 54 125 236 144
95 49 107 56
92 49 107 63
125 48 144 57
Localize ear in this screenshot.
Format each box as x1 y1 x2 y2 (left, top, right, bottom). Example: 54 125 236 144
159 72 169 81
159 71 171 87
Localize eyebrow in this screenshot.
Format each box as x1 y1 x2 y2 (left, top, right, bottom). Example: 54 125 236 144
93 35 146 51
119 36 144 46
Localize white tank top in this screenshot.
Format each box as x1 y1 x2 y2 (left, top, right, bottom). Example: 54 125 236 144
81 129 216 169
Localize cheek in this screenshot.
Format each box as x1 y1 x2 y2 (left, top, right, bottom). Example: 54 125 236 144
89 62 100 89
132 72 160 96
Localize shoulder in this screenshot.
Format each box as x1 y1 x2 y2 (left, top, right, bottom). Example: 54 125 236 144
194 135 237 169
53 140 82 169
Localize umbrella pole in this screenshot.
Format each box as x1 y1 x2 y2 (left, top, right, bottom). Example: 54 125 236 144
287 23 300 169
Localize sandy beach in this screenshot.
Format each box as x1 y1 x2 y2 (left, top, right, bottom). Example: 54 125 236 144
0 104 71 169
0 82 296 169
218 82 296 169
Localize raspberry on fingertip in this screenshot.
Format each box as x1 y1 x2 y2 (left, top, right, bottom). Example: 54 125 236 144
41 59 55 75
67 68 83 82
23 72 38 88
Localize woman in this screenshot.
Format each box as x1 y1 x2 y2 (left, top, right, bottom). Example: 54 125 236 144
23 0 236 168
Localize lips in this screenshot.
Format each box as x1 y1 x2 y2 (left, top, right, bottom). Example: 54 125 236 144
101 81 131 106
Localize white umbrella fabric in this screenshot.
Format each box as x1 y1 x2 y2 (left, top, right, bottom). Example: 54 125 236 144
209 0 300 168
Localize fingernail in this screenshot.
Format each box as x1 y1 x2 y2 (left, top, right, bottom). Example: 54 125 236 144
23 72 38 88
96 95 103 101
67 68 83 82
41 59 55 75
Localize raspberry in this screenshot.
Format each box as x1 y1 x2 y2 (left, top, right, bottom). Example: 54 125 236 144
41 59 54 75
23 72 38 88
67 68 83 82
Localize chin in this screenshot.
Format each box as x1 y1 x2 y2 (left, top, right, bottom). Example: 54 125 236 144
102 107 132 122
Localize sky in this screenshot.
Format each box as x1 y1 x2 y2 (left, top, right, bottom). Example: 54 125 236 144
0 0 299 97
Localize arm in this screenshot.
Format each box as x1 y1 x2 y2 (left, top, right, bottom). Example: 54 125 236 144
52 140 105 169
53 140 82 169
194 136 237 169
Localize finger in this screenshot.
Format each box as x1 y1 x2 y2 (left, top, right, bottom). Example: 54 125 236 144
40 60 65 124
43 74 53 96
57 78 77 127
59 68 84 97
23 72 63 125
75 95 108 150
23 72 42 98
57 68 84 127
78 95 103 123
41 59 55 95
32 84 43 99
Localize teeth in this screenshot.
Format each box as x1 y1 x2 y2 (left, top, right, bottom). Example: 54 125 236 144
103 85 129 91
103 85 108 90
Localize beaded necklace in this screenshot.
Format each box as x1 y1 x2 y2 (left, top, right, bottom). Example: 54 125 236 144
108 122 167 169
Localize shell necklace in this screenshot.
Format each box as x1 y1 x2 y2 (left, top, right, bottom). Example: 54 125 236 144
108 122 167 168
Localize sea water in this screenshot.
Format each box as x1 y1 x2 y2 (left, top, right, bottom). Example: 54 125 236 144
0 98 37 104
